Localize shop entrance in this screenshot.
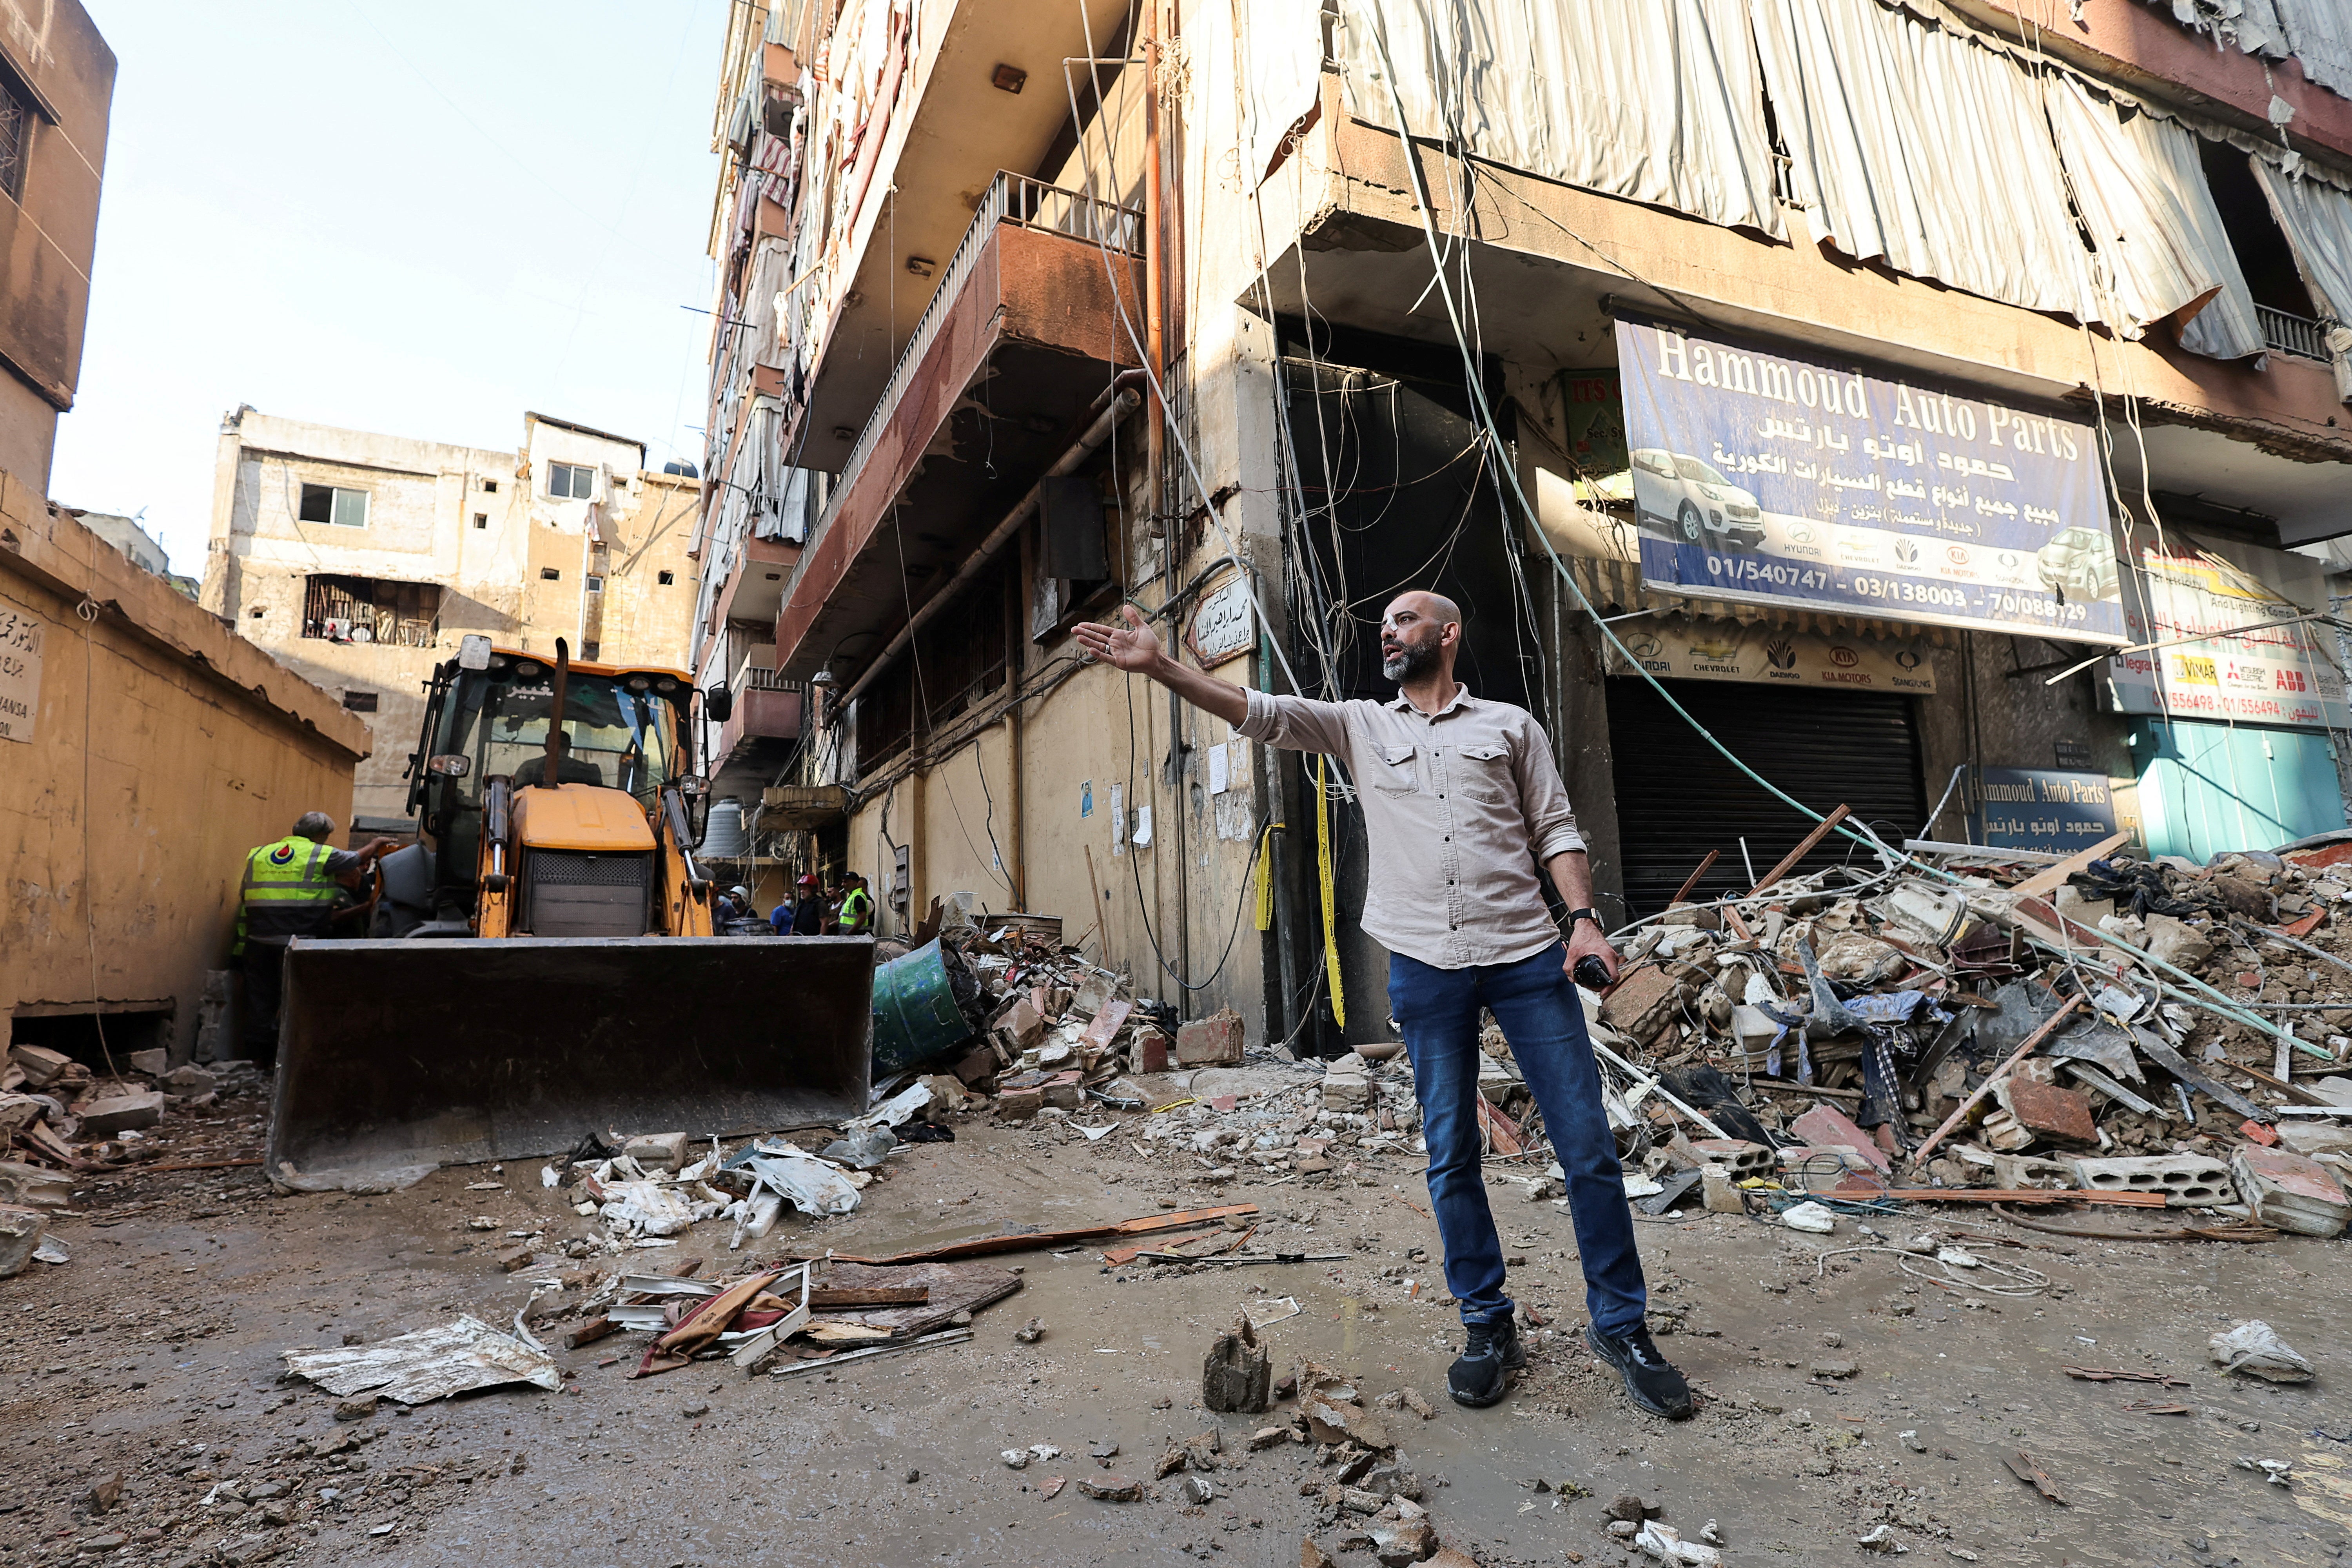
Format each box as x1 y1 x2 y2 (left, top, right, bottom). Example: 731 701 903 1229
1604 677 1926 916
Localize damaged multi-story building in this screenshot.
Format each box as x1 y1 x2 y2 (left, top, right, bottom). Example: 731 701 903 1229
201 408 704 831
696 0 2352 1053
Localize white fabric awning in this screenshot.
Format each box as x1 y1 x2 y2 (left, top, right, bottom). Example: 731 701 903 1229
1337 0 1786 239
2048 76 2266 361
2252 159 2352 401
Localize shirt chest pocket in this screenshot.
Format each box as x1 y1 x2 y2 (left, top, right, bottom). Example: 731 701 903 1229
1454 742 1513 804
1371 742 1419 793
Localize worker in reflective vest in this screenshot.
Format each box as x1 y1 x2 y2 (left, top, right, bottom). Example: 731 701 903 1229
836 872 874 935
235 812 396 1065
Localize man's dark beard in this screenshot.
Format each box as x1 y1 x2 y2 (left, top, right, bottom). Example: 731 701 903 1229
1382 640 1439 682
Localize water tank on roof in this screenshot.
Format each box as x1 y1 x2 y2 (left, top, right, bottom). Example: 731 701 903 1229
700 796 748 858
662 460 700 478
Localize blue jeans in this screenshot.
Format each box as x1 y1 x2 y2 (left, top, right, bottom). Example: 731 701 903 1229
1388 942 1648 1336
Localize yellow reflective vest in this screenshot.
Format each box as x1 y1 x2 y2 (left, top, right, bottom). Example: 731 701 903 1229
234 835 343 955
838 885 873 934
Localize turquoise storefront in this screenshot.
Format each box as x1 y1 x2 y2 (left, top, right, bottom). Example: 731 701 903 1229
2129 717 2347 861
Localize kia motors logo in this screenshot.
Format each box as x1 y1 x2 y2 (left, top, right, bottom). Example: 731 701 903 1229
1945 545 1969 565
1829 646 1859 668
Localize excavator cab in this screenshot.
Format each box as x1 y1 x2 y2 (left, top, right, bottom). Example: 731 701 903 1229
266 636 872 1189
385 637 713 938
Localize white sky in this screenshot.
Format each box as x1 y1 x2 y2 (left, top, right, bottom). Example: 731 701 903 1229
51 0 732 575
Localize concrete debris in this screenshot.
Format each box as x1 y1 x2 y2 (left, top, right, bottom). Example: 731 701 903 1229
281 1316 563 1405
1635 1521 1723 1566
0 1203 47 1278
1076 1473 1145 1501
1203 1313 1272 1413
2210 1319 2314 1382
2232 1145 2351 1236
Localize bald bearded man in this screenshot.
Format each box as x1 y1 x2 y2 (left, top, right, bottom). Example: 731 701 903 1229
1073 591 1691 1421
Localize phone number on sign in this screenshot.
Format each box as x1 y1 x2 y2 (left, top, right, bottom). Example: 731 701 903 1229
1704 557 1832 591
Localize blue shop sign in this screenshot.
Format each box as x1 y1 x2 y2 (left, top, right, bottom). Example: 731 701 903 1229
1970 766 2118 854
1614 316 2127 644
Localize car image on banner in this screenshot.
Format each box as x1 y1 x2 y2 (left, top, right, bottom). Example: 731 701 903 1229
1630 447 1766 551
1614 316 2128 644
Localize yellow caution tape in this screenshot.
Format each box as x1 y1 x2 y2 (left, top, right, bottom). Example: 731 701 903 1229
1254 824 1279 933
1317 755 1345 1029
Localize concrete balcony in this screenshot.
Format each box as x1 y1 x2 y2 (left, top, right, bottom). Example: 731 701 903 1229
773 172 1143 682
704 534 801 643
711 664 804 780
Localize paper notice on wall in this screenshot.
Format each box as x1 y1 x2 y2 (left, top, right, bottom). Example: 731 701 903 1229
1109 783 1125 857
1208 743 1230 795
0 595 45 744
1132 806 1153 848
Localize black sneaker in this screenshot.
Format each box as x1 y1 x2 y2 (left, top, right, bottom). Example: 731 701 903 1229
1447 1317 1527 1408
1585 1324 1694 1419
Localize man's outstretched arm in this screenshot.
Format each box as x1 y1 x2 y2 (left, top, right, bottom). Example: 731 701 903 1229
1072 605 1249 724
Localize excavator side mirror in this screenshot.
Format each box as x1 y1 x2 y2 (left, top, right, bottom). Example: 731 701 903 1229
703 686 733 724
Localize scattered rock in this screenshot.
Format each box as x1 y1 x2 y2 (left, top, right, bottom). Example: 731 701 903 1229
1203 1313 1272 1413
1180 1474 1213 1505
1077 1473 1145 1502
1013 1317 1044 1344
333 1395 379 1422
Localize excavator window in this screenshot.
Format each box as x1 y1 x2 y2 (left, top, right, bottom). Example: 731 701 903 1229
428 670 681 877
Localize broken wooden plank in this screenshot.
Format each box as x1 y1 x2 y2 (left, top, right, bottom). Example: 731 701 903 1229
1751 805 1851 894
806 1285 930 1308
1669 849 1720 908
2009 832 2132 901
834 1203 1259 1265
2005 1450 2067 1505
1911 995 2086 1164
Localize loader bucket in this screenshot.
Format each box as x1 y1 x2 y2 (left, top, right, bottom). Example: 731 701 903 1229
268 935 873 1185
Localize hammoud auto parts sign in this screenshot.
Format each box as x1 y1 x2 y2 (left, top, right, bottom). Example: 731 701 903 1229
1613 318 2127 645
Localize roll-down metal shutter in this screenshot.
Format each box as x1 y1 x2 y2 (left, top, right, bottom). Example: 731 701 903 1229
1603 678 1926 917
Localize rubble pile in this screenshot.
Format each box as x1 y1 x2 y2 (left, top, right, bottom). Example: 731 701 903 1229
1561 837 2352 1236
1 1039 270 1276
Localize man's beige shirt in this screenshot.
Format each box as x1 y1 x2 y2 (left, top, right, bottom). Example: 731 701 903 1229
1237 683 1584 970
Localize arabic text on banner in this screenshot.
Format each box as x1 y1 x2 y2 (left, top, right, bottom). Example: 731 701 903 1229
1613 318 2128 645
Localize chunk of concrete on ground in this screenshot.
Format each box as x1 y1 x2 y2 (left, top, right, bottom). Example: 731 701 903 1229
2139 913 2214 971
623 1132 689 1172
8 1044 76 1089
1176 1009 1245 1067
2232 1145 2351 1237
163 1065 215 1096
125 1048 170 1077
1203 1317 1270 1414
1323 1071 1372 1112
79 1090 165 1135
0 1203 48 1278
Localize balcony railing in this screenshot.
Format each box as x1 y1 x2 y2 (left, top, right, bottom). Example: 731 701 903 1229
795 171 1144 575
2258 303 2331 362
736 664 799 694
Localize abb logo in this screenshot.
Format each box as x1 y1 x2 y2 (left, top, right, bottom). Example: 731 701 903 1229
2278 668 2310 692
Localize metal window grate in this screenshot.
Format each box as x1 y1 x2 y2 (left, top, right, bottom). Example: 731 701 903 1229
2258 304 2330 362
531 850 649 887
0 75 27 202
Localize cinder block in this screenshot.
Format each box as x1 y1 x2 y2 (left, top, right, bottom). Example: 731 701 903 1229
1688 1138 1773 1177
622 1131 689 1172
995 1085 1044 1122
1134 1029 1170 1075
2071 1154 2234 1208
7 1045 74 1088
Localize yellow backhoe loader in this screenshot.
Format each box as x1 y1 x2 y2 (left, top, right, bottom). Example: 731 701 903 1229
266 636 870 1189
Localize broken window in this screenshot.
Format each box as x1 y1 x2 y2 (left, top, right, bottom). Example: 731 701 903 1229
548 462 595 500
301 575 441 646
657 570 675 585
482 478 499 493
2199 140 2325 357
341 690 379 712
539 566 562 581
0 65 30 203
473 512 489 530
298 483 369 528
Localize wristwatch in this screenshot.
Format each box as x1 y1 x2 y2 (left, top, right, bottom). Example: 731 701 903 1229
1564 907 1600 934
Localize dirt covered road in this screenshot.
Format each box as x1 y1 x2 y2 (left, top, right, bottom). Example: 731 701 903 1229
5 1080 2351 1568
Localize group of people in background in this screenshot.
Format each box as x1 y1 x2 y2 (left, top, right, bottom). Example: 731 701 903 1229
714 871 873 936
